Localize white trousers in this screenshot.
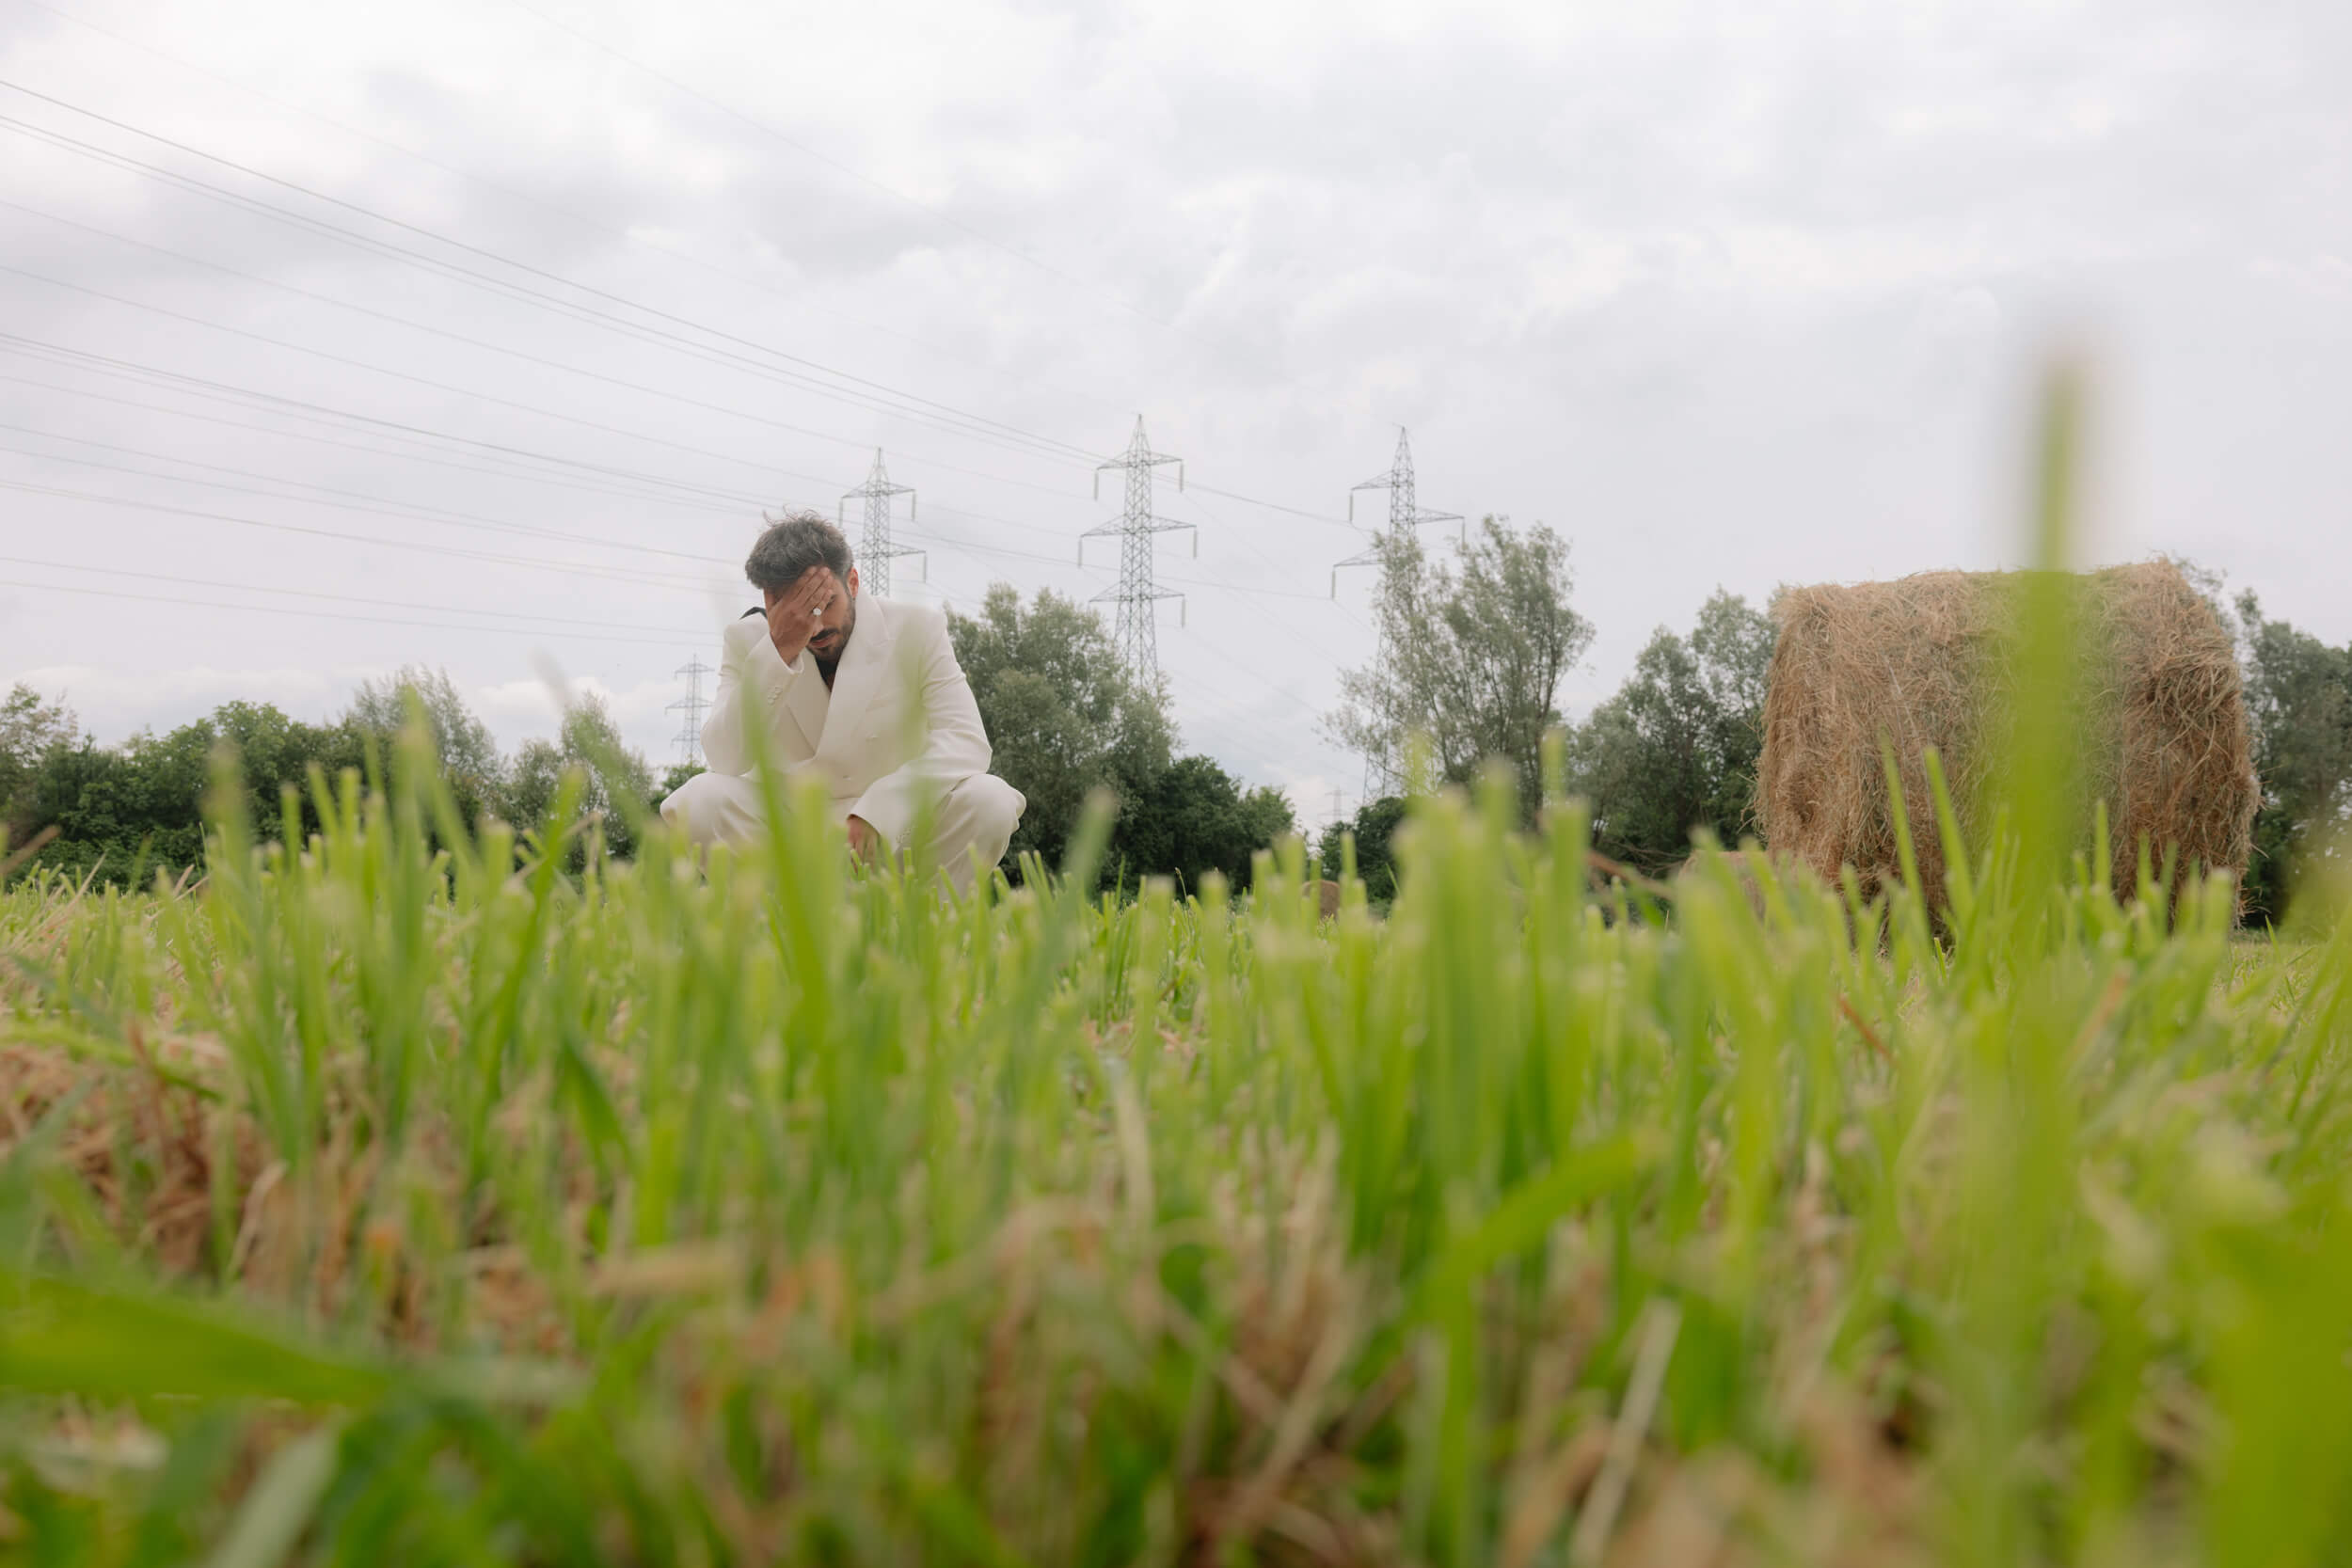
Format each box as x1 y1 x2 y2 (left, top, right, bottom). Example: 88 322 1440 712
659 771 1024 895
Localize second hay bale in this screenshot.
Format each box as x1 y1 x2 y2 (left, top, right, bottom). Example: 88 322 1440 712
1756 561 2258 905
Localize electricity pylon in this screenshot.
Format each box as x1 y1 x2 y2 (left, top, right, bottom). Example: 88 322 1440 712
1332 428 1461 797
666 657 714 767
839 449 924 597
1081 416 1194 683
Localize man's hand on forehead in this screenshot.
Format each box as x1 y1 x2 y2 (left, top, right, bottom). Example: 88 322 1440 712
799 565 840 616
765 565 838 665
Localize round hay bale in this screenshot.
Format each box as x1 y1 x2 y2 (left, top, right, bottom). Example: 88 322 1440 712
1311 878 1344 921
1756 560 2258 906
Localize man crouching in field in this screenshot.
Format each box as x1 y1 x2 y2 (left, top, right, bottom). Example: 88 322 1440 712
660 512 1025 893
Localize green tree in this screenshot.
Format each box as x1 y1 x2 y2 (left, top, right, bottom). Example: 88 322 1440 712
949 585 1172 876
1112 755 1295 895
501 694 655 859
345 665 506 827
1325 517 1593 817
1 684 77 849
2233 591 2352 924
12 701 346 886
1567 590 1777 873
1315 795 1408 905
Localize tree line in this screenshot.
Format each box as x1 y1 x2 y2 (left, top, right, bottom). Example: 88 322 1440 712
1314 523 2351 924
1311 518 1782 897
7 549 2345 918
1 594 1298 896
0 670 669 886
946 585 1296 892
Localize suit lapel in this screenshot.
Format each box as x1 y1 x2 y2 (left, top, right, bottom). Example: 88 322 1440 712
817 594 895 762
783 656 828 757
746 606 827 758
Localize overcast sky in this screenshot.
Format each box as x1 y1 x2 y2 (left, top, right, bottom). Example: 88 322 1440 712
3 0 2346 823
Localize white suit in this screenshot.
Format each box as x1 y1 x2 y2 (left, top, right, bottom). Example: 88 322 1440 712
660 596 1025 891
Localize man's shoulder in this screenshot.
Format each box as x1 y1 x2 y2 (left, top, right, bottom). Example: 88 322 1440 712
723 611 768 650
875 599 952 650
893 600 950 638
718 612 789 674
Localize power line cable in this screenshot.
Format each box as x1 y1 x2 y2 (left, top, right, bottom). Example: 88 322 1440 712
0 338 775 511
1186 636 1332 724
895 504 1350 742
0 130 1090 476
0 548 1319 772
0 199 1089 498
13 0 1136 420
1174 479 1375 619
0 350 1157 582
0 81 1105 467
1168 645 1359 783
0 419 746 572
0 452 1355 770
1 488 1335 778
0 477 734 594
0 447 719 591
0 182 1368 708
0 275 858 499
1 338 1344 609
857 527 1323 765
0 366 755 516
0 552 710 635
0 359 1124 589
497 0 1206 349
1188 483 1359 531
0 438 1225 610
0 356 1359 652
0 578 710 648
884 524 1334 607
0 421 741 568
0 80 1367 534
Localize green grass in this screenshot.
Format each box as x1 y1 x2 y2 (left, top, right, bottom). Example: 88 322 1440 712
0 728 2346 1566
3 372 2348 1565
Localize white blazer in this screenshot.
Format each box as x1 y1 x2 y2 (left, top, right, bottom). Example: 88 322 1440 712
700 595 1001 848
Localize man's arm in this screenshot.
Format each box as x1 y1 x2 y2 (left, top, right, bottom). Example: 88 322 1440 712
849 617 993 849
702 617 800 776
702 571 839 776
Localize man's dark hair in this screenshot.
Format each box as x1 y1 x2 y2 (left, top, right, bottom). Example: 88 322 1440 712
744 510 853 593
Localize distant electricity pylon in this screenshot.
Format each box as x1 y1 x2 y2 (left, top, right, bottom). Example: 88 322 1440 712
667 656 713 767
840 448 924 597
1081 416 1194 683
1332 428 1461 797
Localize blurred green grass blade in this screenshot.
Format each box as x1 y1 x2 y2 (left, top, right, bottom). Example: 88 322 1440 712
1409 1133 1652 1320
202 1422 341 1568
0 1273 389 1402
2000 354 2090 943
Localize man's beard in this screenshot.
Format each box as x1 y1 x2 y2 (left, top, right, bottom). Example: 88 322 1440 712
812 599 855 684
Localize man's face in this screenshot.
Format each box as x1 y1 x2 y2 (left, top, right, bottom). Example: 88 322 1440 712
786 565 857 668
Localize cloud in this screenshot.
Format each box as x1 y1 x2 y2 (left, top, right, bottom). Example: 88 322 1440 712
0 0 2345 809
2 661 363 743
472 673 675 727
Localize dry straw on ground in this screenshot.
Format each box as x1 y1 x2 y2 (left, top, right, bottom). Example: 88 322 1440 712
1756 560 2259 906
